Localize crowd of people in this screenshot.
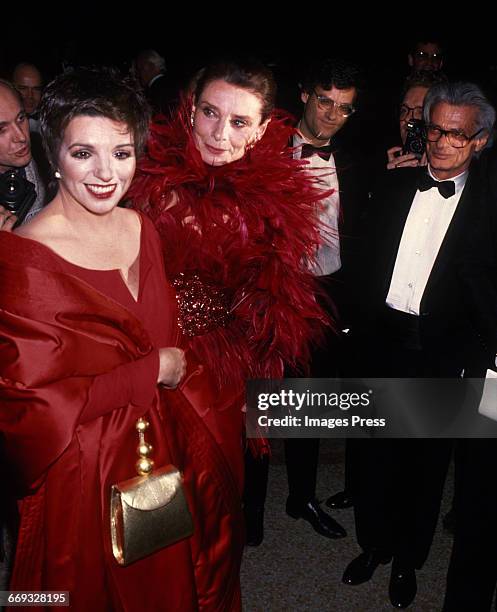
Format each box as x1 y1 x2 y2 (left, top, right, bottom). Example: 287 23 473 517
1 35 497 611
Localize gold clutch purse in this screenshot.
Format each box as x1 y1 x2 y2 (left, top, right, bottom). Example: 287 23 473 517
110 418 194 566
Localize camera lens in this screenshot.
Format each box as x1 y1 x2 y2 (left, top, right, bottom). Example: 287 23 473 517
0 171 24 209
411 139 424 154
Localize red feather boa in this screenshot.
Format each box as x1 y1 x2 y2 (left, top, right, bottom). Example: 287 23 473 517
129 107 334 390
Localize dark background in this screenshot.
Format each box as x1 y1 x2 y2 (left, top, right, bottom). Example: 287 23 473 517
2 16 496 158
1 18 495 89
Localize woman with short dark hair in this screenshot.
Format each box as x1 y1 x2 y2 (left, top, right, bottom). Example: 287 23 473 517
0 67 224 611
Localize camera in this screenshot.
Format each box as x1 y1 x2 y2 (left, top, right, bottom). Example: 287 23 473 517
0 170 36 228
403 119 426 159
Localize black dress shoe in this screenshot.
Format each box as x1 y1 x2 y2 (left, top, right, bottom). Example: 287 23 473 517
342 551 392 585
244 506 264 546
325 490 354 509
286 498 346 539
389 565 417 609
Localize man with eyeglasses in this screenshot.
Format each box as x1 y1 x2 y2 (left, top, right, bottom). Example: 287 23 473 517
243 58 366 547
386 71 447 171
285 57 365 535
341 81 493 609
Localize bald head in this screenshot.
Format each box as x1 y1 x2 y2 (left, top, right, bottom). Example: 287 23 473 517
134 50 165 87
12 63 43 115
0 82 32 172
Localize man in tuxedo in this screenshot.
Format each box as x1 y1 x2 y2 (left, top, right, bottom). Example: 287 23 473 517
243 58 367 545
285 57 367 533
341 82 494 609
442 147 497 611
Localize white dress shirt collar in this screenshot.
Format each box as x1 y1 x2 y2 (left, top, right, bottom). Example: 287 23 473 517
427 166 469 196
294 127 331 148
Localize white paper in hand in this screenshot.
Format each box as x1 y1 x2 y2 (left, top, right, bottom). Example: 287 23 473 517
478 369 497 422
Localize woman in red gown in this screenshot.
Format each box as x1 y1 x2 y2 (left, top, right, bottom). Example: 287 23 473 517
0 68 243 611
130 56 333 582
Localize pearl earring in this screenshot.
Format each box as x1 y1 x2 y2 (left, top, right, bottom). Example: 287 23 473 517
55 171 61 179
190 111 195 127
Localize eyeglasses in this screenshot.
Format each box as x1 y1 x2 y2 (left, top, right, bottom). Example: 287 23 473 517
414 51 443 62
425 124 484 148
399 104 423 121
313 90 355 117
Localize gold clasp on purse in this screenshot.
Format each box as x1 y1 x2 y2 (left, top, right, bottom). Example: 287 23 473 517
135 417 155 475
110 417 194 566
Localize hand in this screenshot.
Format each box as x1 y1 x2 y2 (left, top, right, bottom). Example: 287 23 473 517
386 146 423 170
157 347 186 388
0 205 17 232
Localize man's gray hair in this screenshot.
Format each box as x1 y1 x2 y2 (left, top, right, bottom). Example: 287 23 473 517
423 81 496 136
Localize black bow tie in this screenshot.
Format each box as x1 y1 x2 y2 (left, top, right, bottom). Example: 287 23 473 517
417 173 456 199
301 143 333 161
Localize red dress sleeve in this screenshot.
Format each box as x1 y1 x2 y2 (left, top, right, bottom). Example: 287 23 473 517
78 349 159 424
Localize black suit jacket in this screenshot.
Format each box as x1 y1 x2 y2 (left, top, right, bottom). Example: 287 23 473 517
352 162 486 369
147 73 180 117
459 149 497 363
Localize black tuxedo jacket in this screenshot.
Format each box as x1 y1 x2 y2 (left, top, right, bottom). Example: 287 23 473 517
147 73 179 117
332 148 369 265
459 148 497 363
352 162 486 367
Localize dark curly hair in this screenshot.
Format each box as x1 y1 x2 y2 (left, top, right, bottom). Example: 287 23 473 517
39 67 151 170
301 58 362 94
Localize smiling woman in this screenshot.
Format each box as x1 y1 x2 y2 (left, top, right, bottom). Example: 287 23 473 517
54 115 136 216
0 68 245 611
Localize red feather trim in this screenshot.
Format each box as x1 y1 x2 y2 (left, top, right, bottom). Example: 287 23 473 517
129 104 334 390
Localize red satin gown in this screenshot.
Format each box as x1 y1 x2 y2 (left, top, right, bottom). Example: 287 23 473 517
0 212 243 611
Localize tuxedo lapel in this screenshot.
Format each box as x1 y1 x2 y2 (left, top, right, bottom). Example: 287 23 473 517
380 170 420 297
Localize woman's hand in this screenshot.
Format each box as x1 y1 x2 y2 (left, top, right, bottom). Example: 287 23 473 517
0 205 17 232
386 146 426 170
157 347 186 388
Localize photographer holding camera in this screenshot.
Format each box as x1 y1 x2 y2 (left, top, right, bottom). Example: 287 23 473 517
386 71 447 171
0 78 48 231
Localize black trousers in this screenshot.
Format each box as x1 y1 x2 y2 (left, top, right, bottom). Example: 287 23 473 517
283 288 342 504
443 439 497 611
353 438 453 567
350 309 465 569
